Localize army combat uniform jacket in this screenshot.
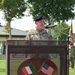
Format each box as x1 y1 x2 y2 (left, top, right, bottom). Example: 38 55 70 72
25 29 52 40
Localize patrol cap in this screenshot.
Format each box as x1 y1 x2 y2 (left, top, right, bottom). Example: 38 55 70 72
34 16 43 21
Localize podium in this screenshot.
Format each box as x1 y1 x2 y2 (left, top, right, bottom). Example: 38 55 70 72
6 40 68 75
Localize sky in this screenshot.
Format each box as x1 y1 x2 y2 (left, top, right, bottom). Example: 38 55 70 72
0 11 75 33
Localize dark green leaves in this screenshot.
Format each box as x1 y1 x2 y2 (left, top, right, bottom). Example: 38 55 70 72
27 0 75 22
1 0 27 21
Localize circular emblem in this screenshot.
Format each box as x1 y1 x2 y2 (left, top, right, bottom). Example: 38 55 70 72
17 58 58 75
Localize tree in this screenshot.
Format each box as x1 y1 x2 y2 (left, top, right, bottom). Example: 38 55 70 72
0 0 27 39
27 0 75 23
0 0 4 8
54 22 70 40
3 23 10 33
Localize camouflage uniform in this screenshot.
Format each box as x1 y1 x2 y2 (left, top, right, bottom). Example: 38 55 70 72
25 29 52 40
25 28 52 59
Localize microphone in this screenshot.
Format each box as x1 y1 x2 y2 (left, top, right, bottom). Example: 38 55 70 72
45 25 57 29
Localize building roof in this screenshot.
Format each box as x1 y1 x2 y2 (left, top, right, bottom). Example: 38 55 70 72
73 33 75 40
0 25 27 37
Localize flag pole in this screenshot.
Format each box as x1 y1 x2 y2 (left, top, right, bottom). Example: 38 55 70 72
37 61 45 72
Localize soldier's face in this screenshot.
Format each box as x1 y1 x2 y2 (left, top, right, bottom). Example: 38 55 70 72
35 19 44 30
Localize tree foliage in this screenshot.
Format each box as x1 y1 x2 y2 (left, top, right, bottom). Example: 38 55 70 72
1 0 27 21
0 0 27 39
3 23 10 33
27 0 75 23
0 0 4 8
54 22 70 40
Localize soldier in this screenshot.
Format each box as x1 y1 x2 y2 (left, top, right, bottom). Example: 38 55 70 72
25 15 52 59
25 16 52 40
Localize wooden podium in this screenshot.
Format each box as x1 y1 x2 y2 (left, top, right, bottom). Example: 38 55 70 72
6 40 68 75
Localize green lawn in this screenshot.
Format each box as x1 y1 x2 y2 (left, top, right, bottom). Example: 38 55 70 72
69 67 75 75
0 59 75 75
0 60 6 75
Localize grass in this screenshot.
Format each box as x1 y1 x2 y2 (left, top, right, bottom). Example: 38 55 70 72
0 59 75 75
0 59 6 75
69 67 75 75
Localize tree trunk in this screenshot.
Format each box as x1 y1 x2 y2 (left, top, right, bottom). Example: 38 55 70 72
8 21 12 40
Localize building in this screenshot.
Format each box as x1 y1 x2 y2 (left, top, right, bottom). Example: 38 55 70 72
73 33 75 45
0 25 27 54
0 25 27 41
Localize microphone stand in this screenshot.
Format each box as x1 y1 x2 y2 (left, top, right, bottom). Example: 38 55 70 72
45 25 57 38
45 26 75 75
